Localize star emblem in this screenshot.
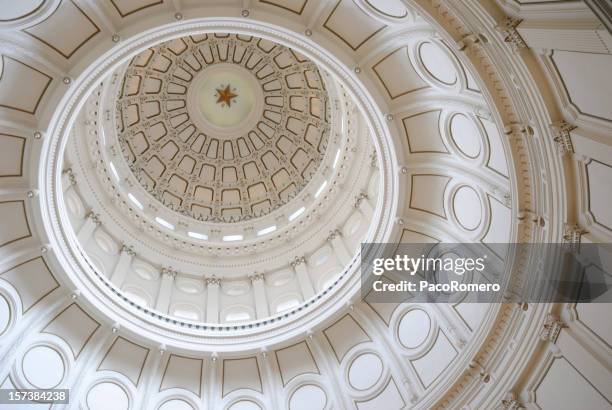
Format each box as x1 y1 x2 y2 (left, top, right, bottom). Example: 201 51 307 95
215 84 238 107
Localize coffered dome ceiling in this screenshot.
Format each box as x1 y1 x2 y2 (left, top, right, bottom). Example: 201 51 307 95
117 33 331 222
0 1 610 410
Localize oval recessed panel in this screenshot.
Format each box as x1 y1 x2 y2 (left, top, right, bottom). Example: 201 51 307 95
266 270 293 287
398 309 431 349
87 382 129 410
65 190 85 217
434 252 467 291
290 385 326 410
348 353 383 390
222 280 250 296
419 42 457 85
175 278 204 294
345 212 363 236
453 186 482 231
22 346 64 388
450 114 481 158
365 0 408 18
88 254 107 277
310 246 332 267
123 287 151 308
170 304 201 321
94 230 118 254
132 260 156 280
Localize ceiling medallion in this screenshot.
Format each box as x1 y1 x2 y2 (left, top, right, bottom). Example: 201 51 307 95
215 84 238 107
116 33 331 223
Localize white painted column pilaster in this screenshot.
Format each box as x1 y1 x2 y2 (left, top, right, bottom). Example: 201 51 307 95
250 273 269 319
155 267 176 314
291 256 315 300
206 355 220 409
328 229 351 266
306 331 354 409
133 346 164 410
110 245 135 287
78 211 101 244
258 351 280 409
206 277 220 324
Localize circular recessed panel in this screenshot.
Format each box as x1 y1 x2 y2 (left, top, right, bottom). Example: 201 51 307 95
22 346 64 388
0 294 10 335
0 0 43 21
159 399 194 410
450 114 481 158
453 186 482 231
197 68 253 128
398 309 431 349
117 33 330 223
348 353 383 390
419 42 457 85
87 382 129 410
290 385 326 410
187 63 262 137
229 401 261 410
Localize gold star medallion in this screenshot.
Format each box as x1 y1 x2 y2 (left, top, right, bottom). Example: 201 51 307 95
215 84 238 107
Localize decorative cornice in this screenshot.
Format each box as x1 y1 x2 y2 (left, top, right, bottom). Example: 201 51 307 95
500 392 525 410
249 272 265 282
539 313 566 343
87 211 101 226
206 276 221 286
369 149 378 168
563 223 587 249
327 228 342 241
456 33 482 51
290 256 307 268
354 192 369 208
120 244 136 256
468 359 491 384
550 121 576 155
503 123 533 139
496 17 527 52
63 168 77 186
160 267 177 279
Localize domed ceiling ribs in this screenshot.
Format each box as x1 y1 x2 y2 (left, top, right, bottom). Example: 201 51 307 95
117 34 331 223
2 0 610 408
